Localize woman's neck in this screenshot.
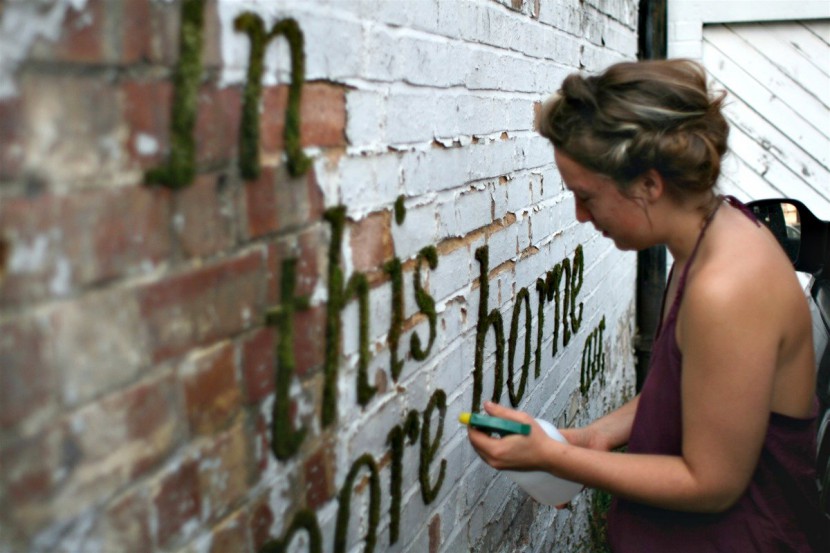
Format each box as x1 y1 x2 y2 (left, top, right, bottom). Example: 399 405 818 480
660 193 721 264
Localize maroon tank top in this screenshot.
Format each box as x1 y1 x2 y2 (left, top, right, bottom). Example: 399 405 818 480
607 197 829 552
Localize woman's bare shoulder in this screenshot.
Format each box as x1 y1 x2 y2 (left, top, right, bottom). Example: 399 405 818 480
685 207 806 322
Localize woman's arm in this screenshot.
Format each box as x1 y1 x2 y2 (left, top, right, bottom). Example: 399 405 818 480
469 264 790 513
559 395 639 452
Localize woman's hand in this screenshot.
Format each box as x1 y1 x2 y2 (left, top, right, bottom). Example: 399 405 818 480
466 401 565 472
558 426 616 453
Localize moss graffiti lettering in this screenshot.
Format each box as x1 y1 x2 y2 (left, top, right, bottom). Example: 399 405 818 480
145 0 204 189
386 410 420 544
419 389 448 504
473 245 506 411
260 509 322 553
581 316 606 396
507 287 531 406
147 4 310 189
334 453 381 553
234 14 311 179
411 246 439 361
473 244 586 411
265 258 310 460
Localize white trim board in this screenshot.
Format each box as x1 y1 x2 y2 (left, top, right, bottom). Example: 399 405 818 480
668 1 830 58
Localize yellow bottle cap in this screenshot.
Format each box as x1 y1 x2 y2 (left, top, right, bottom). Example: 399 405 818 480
458 412 471 425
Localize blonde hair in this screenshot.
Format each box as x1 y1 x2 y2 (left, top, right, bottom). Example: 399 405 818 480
537 59 729 198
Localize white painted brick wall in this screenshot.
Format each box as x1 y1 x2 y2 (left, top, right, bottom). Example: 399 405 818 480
219 1 638 552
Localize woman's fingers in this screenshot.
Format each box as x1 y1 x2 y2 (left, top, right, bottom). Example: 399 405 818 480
483 401 533 424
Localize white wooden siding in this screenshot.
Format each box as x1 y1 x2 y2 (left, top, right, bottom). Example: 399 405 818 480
702 20 830 219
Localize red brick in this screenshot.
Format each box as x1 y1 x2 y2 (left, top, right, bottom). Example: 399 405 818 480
19 72 121 182
429 514 442 553
244 167 280 239
174 173 235 258
304 445 333 510
195 83 243 167
293 305 326 377
0 187 171 304
196 421 251 521
182 342 242 435
266 240 283 306
244 166 325 239
0 236 8 283
0 97 23 180
350 210 394 272
4 374 180 537
50 0 106 63
109 375 182 479
0 423 66 507
60 374 181 507
0 187 172 307
147 0 182 65
139 251 266 362
201 0 224 70
208 509 251 553
50 287 150 407
153 458 202 548
90 187 173 281
123 80 173 170
249 496 274 551
0 314 58 430
240 327 276 404
122 0 154 63
93 488 153 553
263 225 326 303
260 82 347 155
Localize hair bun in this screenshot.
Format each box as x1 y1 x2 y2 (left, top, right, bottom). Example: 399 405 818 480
538 59 729 197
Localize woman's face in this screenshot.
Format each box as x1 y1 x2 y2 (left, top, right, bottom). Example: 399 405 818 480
554 149 652 251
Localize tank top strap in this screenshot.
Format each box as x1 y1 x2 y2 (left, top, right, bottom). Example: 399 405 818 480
673 197 722 296
658 195 760 332
722 194 762 227
662 196 725 323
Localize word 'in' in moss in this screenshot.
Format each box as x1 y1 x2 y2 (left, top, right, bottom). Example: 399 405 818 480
234 14 311 179
145 0 204 189
147 7 311 189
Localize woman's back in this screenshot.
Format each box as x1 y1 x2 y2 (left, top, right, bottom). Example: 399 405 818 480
608 198 827 551
679 199 816 419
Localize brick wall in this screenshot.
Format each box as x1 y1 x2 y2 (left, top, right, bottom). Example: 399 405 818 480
0 1 639 552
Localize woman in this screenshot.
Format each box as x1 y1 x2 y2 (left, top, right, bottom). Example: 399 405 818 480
467 59 828 551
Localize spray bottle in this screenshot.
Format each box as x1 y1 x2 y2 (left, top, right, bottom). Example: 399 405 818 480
460 412 582 506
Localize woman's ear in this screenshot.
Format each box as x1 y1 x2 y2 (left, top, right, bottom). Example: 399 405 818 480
638 169 666 203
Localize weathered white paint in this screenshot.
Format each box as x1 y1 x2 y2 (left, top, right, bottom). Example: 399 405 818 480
705 21 830 218
669 1 830 219
668 0 830 58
